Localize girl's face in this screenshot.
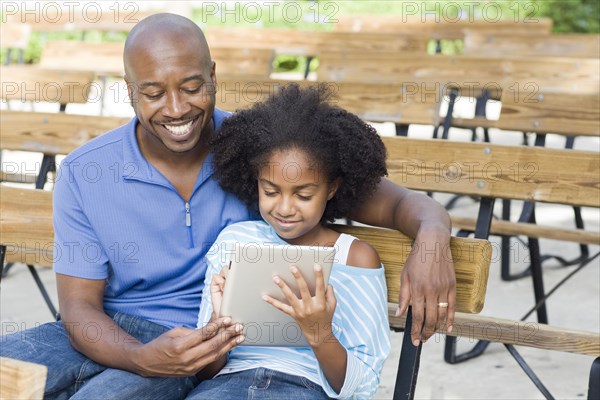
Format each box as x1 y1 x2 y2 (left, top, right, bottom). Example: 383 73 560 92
257 148 338 246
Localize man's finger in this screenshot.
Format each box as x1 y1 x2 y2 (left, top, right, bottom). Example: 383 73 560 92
196 317 233 342
396 273 411 317
410 297 425 347
422 298 438 342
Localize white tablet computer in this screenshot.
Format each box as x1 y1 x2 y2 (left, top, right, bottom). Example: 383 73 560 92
220 243 336 347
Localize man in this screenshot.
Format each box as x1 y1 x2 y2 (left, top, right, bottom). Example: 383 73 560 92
1 13 455 399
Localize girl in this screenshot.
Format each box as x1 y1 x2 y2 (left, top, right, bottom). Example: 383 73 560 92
191 84 390 399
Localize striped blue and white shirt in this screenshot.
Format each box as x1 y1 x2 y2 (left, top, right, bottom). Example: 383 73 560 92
198 221 391 399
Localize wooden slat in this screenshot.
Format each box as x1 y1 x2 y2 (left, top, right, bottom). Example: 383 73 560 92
333 15 553 39
215 76 441 125
452 216 600 245
211 47 274 78
0 357 47 400
40 41 125 77
0 65 95 104
450 90 600 137
205 27 430 56
0 186 54 268
463 31 600 59
39 40 275 78
331 225 492 314
0 110 129 155
0 171 37 184
382 136 600 207
494 90 599 137
388 307 600 357
316 52 600 94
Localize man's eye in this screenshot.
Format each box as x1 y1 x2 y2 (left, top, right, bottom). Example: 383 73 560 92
183 87 201 94
264 191 277 197
142 92 162 100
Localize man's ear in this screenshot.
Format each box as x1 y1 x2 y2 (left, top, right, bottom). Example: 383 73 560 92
327 178 342 200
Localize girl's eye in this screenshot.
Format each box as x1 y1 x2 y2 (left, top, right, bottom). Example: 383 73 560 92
297 195 312 201
264 191 277 197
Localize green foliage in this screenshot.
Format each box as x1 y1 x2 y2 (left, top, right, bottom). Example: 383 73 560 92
534 0 599 33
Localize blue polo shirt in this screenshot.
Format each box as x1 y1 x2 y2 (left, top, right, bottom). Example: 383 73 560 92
53 109 254 328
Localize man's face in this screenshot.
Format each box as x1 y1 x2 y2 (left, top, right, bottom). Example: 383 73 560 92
125 37 216 155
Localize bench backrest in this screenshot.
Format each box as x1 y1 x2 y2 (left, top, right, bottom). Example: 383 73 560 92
0 186 54 267
316 52 600 94
382 136 600 208
214 76 442 125
0 110 130 155
39 40 275 78
40 40 125 77
331 224 491 314
0 185 492 314
447 88 600 137
333 14 553 39
463 31 600 59
205 27 430 55
0 65 95 104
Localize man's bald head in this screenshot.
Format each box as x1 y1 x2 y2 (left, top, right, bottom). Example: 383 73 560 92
123 13 212 76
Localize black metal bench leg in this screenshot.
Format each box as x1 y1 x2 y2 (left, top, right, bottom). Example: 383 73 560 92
527 236 548 324
444 197 495 364
27 264 58 318
588 357 600 400
505 344 555 399
393 307 423 400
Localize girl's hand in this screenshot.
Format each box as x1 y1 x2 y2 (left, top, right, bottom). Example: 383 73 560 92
210 266 229 320
263 264 337 347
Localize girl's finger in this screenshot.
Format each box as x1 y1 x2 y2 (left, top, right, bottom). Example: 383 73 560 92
262 294 293 315
290 266 312 300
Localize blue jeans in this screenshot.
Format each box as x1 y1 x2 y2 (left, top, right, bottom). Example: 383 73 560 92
0 312 197 400
186 368 330 399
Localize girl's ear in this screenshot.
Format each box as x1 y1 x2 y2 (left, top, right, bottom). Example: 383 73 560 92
327 178 342 200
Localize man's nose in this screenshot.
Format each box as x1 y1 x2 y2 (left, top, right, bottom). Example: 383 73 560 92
163 91 190 119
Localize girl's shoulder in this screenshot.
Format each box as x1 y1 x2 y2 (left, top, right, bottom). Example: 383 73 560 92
346 239 381 269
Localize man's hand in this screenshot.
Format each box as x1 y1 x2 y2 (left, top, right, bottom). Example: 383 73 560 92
132 317 243 377
397 226 456 346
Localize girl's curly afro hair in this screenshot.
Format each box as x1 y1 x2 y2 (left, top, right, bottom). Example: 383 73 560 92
210 83 387 222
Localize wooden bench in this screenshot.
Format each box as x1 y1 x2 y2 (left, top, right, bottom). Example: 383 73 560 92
381 135 600 397
0 184 492 399
0 357 47 400
332 14 553 40
463 31 600 59
316 51 600 94
38 40 276 78
214 76 442 129
0 110 129 185
447 88 600 139
0 65 95 108
204 27 430 56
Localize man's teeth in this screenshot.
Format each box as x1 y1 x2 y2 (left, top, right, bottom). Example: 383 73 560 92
164 120 193 136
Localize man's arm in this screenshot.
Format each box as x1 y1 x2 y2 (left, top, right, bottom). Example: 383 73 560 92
56 274 242 377
349 178 456 346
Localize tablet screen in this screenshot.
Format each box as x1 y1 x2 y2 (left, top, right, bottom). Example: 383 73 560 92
220 243 336 347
